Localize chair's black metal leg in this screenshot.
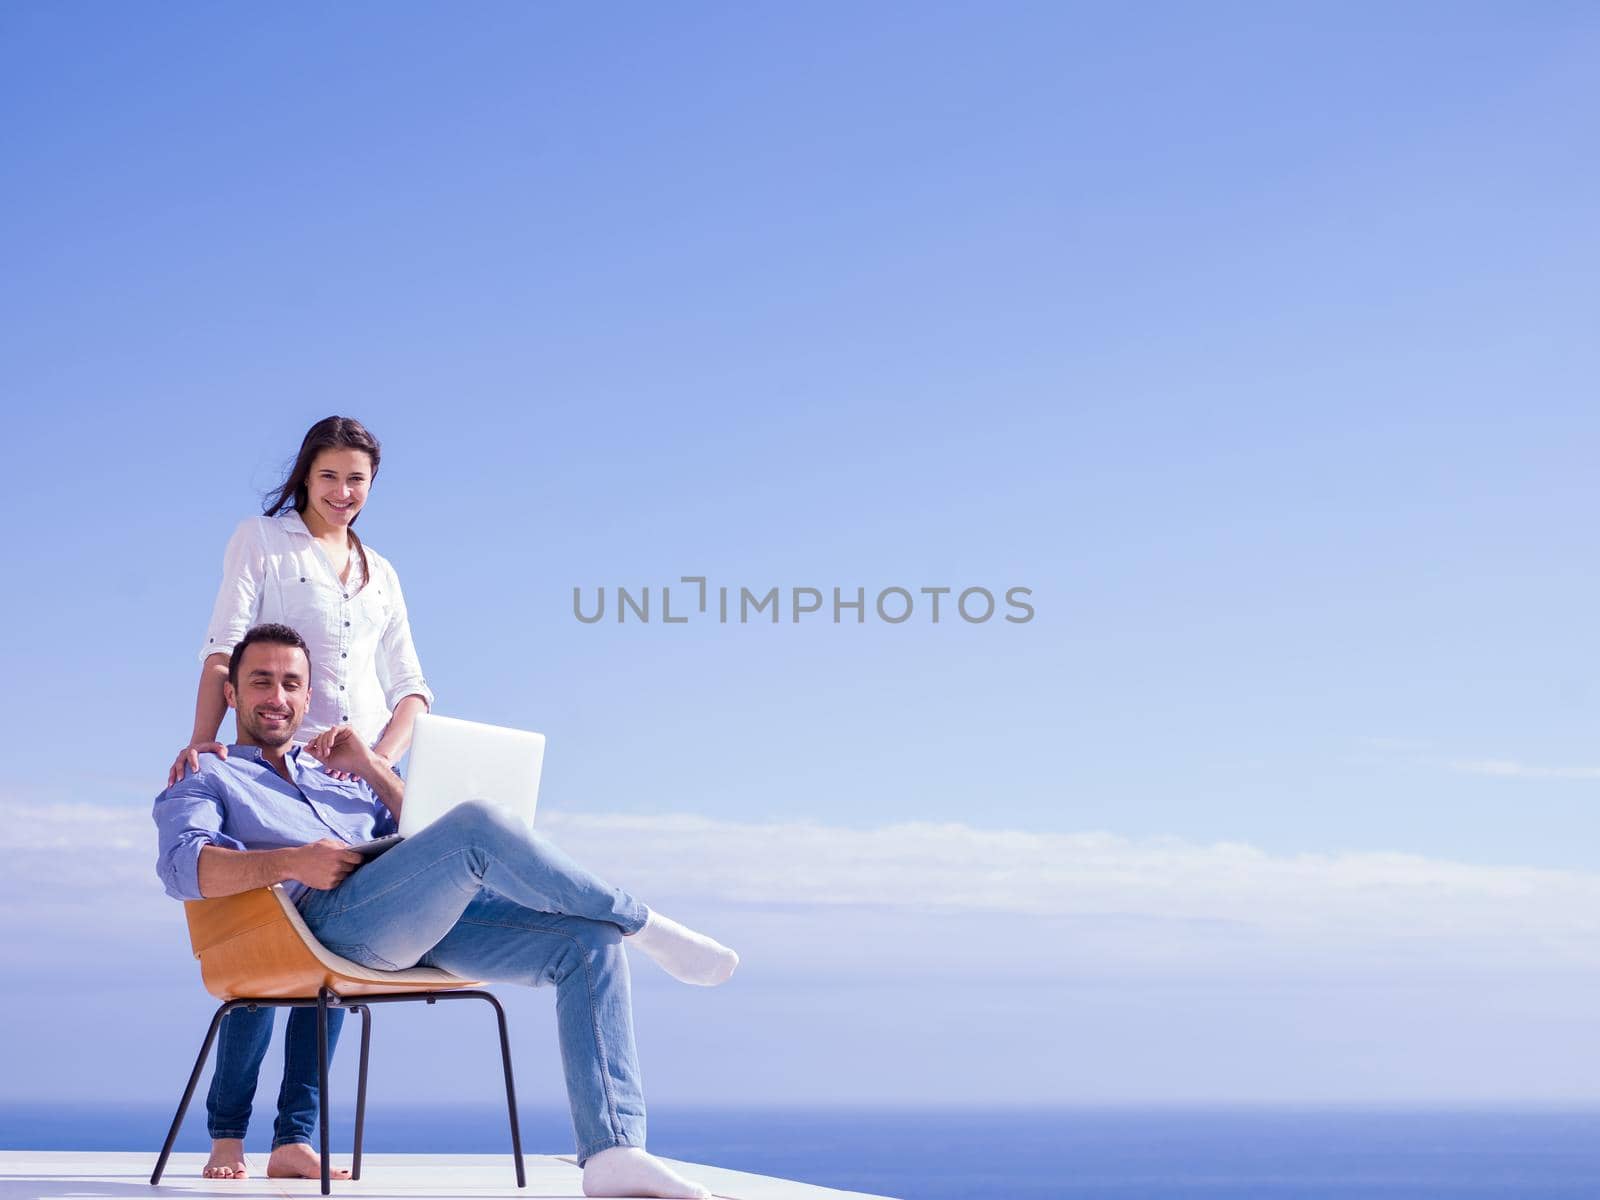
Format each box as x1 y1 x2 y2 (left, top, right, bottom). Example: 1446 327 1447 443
317 987 332 1195
483 993 526 1188
151 1001 236 1184
352 1005 371 1181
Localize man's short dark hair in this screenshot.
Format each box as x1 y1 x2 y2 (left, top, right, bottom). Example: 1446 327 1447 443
228 623 312 686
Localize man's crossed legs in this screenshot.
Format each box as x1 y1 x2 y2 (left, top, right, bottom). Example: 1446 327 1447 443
295 800 737 1200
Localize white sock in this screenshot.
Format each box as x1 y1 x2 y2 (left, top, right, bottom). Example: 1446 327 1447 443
624 909 739 986
582 1146 713 1199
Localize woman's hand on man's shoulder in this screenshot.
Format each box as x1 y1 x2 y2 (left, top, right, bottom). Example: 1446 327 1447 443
168 741 228 787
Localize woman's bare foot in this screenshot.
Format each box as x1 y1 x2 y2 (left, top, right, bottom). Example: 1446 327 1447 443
266 1142 352 1180
202 1138 248 1179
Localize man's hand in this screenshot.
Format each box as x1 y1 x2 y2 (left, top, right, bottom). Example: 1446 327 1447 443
284 839 364 891
306 723 406 823
305 724 377 779
168 740 227 787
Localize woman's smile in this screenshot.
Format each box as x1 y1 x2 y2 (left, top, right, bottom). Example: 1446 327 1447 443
303 446 373 533
320 497 357 521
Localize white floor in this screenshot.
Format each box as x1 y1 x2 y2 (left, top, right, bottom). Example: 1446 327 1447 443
0 1152 897 1200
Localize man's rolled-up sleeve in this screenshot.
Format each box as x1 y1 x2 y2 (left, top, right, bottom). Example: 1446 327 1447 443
360 779 399 838
152 770 245 901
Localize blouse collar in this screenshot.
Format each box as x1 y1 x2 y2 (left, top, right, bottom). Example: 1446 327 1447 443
277 509 313 539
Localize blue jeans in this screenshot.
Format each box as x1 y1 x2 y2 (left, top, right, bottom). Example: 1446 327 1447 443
294 800 651 1165
207 1006 344 1147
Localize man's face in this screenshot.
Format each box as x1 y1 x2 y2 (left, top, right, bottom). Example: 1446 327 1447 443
224 642 311 749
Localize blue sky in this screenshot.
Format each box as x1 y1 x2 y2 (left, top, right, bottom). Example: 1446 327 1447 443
3 3 1600 1112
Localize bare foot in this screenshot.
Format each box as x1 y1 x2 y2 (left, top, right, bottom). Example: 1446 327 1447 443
266 1142 352 1180
202 1138 248 1179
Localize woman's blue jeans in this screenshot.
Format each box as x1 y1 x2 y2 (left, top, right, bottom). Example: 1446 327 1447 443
294 800 651 1165
206 1006 344 1147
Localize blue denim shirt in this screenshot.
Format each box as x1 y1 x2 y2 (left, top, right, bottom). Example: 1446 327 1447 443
152 744 396 903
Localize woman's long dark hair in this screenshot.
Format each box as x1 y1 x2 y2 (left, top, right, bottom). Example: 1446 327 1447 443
264 416 382 587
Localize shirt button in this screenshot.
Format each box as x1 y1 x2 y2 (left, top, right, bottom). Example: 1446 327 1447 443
343 592 348 599
344 620 350 627
300 577 306 583
339 685 345 690
341 652 348 659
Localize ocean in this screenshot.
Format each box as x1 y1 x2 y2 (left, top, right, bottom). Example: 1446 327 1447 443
3 1105 1598 1198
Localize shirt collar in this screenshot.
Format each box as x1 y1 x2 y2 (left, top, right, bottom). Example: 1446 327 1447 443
277 509 313 539
277 506 364 586
226 742 308 770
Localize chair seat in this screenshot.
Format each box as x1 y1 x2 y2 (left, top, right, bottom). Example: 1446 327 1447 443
184 884 484 999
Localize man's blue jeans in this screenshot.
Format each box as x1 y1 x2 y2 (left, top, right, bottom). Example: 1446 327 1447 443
206 1006 344 1148
294 801 651 1165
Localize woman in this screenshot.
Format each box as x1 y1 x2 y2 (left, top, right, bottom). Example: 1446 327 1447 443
168 416 432 1181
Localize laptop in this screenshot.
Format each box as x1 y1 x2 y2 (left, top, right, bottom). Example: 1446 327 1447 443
351 713 546 858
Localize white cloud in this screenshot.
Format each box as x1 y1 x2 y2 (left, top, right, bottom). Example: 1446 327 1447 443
8 799 1600 974
1447 757 1600 780
10 798 1600 1106
537 810 1600 968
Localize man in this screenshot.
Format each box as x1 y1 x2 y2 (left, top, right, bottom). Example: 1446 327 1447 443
154 623 737 1199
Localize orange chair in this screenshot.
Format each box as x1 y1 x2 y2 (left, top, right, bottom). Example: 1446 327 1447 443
150 884 526 1194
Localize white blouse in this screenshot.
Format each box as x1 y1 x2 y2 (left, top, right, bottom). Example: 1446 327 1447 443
199 510 434 746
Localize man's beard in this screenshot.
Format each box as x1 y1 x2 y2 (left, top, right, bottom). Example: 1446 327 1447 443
244 708 298 748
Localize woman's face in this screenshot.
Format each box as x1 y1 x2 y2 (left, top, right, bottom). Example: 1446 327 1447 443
305 447 373 530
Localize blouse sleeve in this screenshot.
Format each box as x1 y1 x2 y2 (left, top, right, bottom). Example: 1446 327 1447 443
375 561 434 712
198 518 265 663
